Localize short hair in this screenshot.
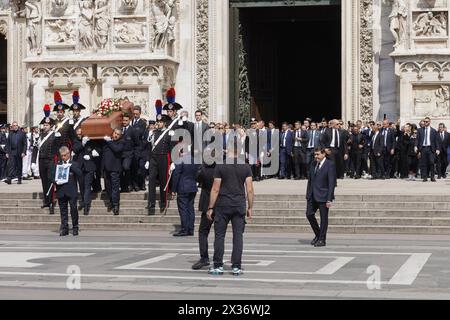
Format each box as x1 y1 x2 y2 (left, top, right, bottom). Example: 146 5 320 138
369 121 375 125
269 121 275 126
195 110 203 115
314 147 326 154
59 146 70 154
133 106 142 113
282 122 288 126
424 117 431 121
114 128 123 136
305 118 312 122
123 114 131 119
439 123 446 127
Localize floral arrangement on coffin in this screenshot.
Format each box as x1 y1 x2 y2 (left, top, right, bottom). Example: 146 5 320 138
93 98 122 117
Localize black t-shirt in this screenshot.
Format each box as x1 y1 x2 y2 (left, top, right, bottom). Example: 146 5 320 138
213 163 252 208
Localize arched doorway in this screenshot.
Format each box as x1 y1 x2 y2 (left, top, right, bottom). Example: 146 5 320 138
0 32 6 124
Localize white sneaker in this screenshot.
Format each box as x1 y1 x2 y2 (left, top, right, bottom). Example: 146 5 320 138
11 178 18 182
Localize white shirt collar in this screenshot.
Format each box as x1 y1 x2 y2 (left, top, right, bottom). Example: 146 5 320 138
319 158 326 168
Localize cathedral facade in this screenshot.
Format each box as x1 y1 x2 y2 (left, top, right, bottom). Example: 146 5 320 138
0 0 449 127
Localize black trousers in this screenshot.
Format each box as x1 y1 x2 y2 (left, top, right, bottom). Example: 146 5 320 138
383 149 394 177
199 211 213 262
361 148 370 173
121 157 132 191
0 155 7 179
438 149 448 177
420 147 435 178
93 164 102 193
330 148 344 179
350 151 362 176
177 192 197 233
39 158 53 206
80 171 94 208
148 154 169 209
306 149 315 175
105 170 121 207
370 152 385 178
58 194 79 232
293 147 307 178
7 154 23 180
306 198 329 241
213 206 246 269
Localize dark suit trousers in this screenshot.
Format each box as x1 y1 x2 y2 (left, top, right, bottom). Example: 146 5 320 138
383 149 394 177
177 192 196 233
0 156 7 180
293 147 306 178
39 158 53 205
148 154 169 209
82 171 94 208
370 152 385 178
105 171 121 206
121 157 132 191
199 211 213 262
7 154 23 180
420 147 435 178
350 151 362 176
58 194 79 231
330 148 344 178
279 147 292 178
438 150 448 177
213 206 246 269
306 198 328 241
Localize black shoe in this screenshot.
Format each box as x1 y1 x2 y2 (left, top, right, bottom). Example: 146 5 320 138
278 177 285 180
140 187 146 191
188 231 194 236
147 208 155 216
60 230 69 236
73 228 79 236
192 260 210 270
113 206 119 215
423 178 428 182
173 231 189 237
314 240 326 247
41 203 50 209
34 176 40 180
83 207 90 216
17 179 22 184
49 204 55 215
78 204 84 211
431 178 437 182
107 205 112 212
310 237 319 246
160 207 167 214
4 179 11 185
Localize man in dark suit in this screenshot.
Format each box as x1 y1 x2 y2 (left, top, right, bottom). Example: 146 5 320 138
0 124 7 181
131 106 148 190
52 146 83 236
279 122 293 179
193 110 209 164
305 147 336 247
4 122 27 184
370 123 385 179
381 119 396 178
72 128 101 216
293 121 308 180
306 122 321 175
349 125 366 179
417 117 441 182
121 114 139 192
103 129 125 215
437 123 449 179
361 121 374 176
171 154 200 236
320 119 348 179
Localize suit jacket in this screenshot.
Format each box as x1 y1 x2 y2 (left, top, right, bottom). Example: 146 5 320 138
72 139 101 172
321 128 348 155
306 159 336 203
196 164 216 212
381 127 396 151
5 130 27 156
280 130 294 154
102 139 125 172
350 133 365 154
306 130 321 149
0 132 8 155
52 161 82 199
293 129 308 149
417 127 440 153
438 131 450 151
371 131 384 155
121 126 139 159
172 158 199 195
193 121 209 150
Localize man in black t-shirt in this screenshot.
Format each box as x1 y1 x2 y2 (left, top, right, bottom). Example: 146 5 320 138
206 148 254 276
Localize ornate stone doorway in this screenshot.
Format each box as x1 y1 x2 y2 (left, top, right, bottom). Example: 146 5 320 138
230 2 342 125
0 33 6 124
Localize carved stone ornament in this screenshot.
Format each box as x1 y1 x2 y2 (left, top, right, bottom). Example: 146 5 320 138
413 11 448 37
360 0 374 120
25 0 42 55
151 0 177 52
121 0 138 12
46 19 76 44
0 20 7 39
50 0 68 17
387 0 408 49
114 19 146 45
238 23 251 126
94 0 110 50
79 0 94 50
195 0 209 116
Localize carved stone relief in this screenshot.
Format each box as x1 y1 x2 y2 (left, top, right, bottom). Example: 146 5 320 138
100 65 160 84
94 0 110 50
50 0 68 17
386 0 408 50
120 0 138 13
195 0 209 116
32 66 90 87
416 0 447 9
414 85 450 117
413 11 447 37
114 19 146 46
0 20 7 39
151 0 177 52
46 19 75 45
114 88 150 117
238 23 250 127
360 0 374 120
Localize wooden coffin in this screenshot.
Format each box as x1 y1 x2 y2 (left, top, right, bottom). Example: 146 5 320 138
81 111 123 140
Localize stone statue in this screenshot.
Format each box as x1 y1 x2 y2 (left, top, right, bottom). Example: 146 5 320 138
25 0 42 54
388 0 408 49
50 0 68 16
121 0 138 10
414 12 447 37
115 21 145 44
79 0 94 49
152 0 176 51
94 0 110 49
47 19 75 43
434 85 450 117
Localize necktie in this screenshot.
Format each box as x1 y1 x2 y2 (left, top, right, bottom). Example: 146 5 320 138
315 162 320 175
335 129 339 148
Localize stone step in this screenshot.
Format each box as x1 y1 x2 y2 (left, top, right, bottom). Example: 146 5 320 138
2 214 450 227
2 222 450 234
2 192 450 202
4 199 450 210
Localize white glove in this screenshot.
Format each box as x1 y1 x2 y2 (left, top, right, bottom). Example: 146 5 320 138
168 130 175 136
71 151 75 157
104 136 112 142
170 162 176 171
83 155 91 161
414 146 418 153
178 119 183 126
55 132 61 138
145 161 149 170
82 136 89 147
56 181 63 185
31 163 36 171
92 150 99 158
182 116 187 122
69 119 74 125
